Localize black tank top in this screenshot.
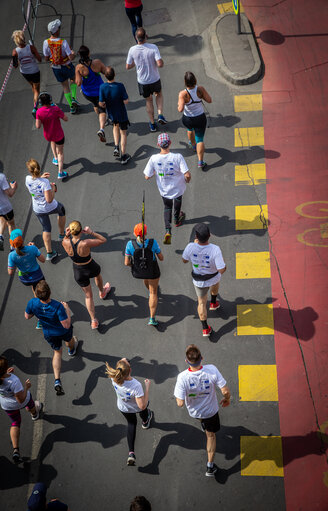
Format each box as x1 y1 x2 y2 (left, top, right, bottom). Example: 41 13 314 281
69 238 91 263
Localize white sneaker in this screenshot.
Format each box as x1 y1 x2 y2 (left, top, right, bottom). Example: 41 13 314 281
32 401 43 421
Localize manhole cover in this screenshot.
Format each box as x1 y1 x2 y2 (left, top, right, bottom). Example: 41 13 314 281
143 8 171 26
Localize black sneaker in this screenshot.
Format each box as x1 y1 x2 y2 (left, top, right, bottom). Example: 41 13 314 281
121 154 131 165
205 464 218 477
127 452 136 466
141 410 153 429
12 449 21 464
113 145 120 157
54 380 64 396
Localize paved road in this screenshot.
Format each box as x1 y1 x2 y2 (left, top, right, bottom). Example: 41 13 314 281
0 1 284 509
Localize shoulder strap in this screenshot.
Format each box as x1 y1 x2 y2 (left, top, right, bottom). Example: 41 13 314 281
131 240 139 250
147 239 154 250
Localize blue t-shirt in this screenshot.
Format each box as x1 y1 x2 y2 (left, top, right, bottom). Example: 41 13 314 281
125 238 161 261
99 82 128 122
25 298 69 338
8 245 41 274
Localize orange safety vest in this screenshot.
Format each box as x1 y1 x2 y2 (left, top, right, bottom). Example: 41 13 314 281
47 38 69 66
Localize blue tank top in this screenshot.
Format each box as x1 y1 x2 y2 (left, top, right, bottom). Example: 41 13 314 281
81 64 103 97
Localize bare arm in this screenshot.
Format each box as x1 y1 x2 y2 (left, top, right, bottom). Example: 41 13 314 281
135 379 151 410
4 181 17 197
8 266 15 275
62 114 68 122
82 226 107 247
144 175 151 180
68 50 75 62
218 266 226 275
182 258 188 264
124 255 132 267
60 301 71 329
25 312 34 319
177 90 187 113
35 119 41 129
75 65 83 86
157 252 164 261
31 45 42 62
156 58 164 68
123 99 129 105
198 85 212 104
176 398 184 407
219 385 231 407
15 379 31 404
126 62 135 70
44 184 56 204
184 171 191 183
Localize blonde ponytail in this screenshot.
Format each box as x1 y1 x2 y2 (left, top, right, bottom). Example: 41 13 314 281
105 360 130 385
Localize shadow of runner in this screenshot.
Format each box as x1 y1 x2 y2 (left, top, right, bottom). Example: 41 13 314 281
0 455 57 490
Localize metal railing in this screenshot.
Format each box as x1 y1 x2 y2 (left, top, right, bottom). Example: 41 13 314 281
22 0 60 45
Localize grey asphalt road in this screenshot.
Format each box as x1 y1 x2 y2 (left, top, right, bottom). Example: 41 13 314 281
0 1 285 510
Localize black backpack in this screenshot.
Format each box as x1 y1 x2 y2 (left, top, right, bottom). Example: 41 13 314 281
131 239 160 279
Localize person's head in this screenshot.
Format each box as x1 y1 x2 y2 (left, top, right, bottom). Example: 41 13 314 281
105 358 131 385
194 223 210 244
157 132 171 150
133 223 147 241
69 220 82 236
38 91 52 106
130 496 152 511
105 66 115 81
11 30 25 47
9 228 25 256
26 158 41 178
185 344 202 367
27 482 47 511
0 356 9 383
48 19 61 36
135 27 147 43
78 45 90 63
184 71 197 88
35 280 50 302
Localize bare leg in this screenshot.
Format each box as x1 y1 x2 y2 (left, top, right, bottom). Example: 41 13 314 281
196 141 205 162
206 430 216 463
52 348 62 380
32 82 40 106
145 96 155 123
56 143 64 175
197 294 208 321
155 91 163 116
94 106 99 115
209 282 220 300
10 426 20 449
61 79 70 94
0 216 5 236
81 284 96 321
120 129 127 155
65 336 76 351
95 274 104 294
57 214 66 236
187 130 196 146
99 112 106 130
42 231 52 253
145 278 159 318
7 217 16 234
113 124 120 146
50 141 57 160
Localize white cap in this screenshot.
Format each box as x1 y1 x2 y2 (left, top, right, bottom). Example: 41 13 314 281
48 19 61 34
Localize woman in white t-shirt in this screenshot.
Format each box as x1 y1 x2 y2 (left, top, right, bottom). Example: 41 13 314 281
25 158 66 261
0 356 42 463
106 358 152 466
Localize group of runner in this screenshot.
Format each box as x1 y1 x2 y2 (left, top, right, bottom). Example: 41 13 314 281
0 5 232 507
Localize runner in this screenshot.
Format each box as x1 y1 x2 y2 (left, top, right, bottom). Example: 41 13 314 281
11 30 42 117
61 221 111 330
126 27 167 132
105 357 152 466
36 91 69 180
124 0 143 41
43 19 78 113
0 355 42 464
99 66 131 163
0 169 17 251
178 71 212 170
75 45 107 136
27 482 71 511
144 133 191 244
25 158 66 261
124 223 163 326
182 223 226 337
25 280 78 396
174 344 231 476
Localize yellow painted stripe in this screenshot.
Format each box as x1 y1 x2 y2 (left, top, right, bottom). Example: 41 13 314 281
235 127 265 147
240 436 284 476
236 251 271 279
238 365 278 401
235 163 266 186
217 2 245 14
237 303 274 335
235 204 268 230
234 94 262 112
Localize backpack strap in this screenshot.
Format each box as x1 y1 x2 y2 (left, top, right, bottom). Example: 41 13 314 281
147 239 154 250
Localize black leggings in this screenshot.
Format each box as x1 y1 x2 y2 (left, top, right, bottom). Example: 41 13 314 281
121 408 149 452
162 196 182 230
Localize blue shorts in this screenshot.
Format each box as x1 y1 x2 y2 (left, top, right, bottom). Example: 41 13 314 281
35 202 65 233
44 326 73 350
52 63 75 83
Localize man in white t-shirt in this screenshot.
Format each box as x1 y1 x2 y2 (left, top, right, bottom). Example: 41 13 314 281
182 223 226 337
0 171 17 251
144 133 191 245
126 27 167 132
174 344 231 477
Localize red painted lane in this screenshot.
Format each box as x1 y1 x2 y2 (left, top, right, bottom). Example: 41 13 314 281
243 1 328 509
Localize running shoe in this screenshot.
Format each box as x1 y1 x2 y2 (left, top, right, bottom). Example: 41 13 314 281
121 154 131 165
12 449 21 464
163 231 171 245
68 336 78 357
71 97 79 106
54 379 64 396
52 158 58 166
58 171 68 180
141 410 153 429
127 452 136 466
91 318 99 330
113 145 120 157
198 161 207 170
188 140 196 151
158 114 167 125
209 300 220 311
32 401 43 421
32 107 37 119
149 122 157 132
97 129 106 143
70 104 77 114
206 464 218 477
105 118 111 127
0 236 4 251
46 250 58 261
99 282 111 299
59 233 65 241
175 211 185 227
36 319 42 329
202 326 212 337
148 317 159 327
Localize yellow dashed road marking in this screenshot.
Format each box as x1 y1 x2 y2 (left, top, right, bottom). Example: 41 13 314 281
239 365 278 401
235 127 265 147
235 164 266 186
234 94 263 112
237 303 274 335
240 436 284 476
217 2 245 14
235 204 268 230
236 251 271 279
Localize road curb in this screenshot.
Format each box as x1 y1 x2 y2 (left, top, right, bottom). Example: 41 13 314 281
209 13 262 85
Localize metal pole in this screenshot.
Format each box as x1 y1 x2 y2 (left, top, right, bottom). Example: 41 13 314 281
237 9 241 35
